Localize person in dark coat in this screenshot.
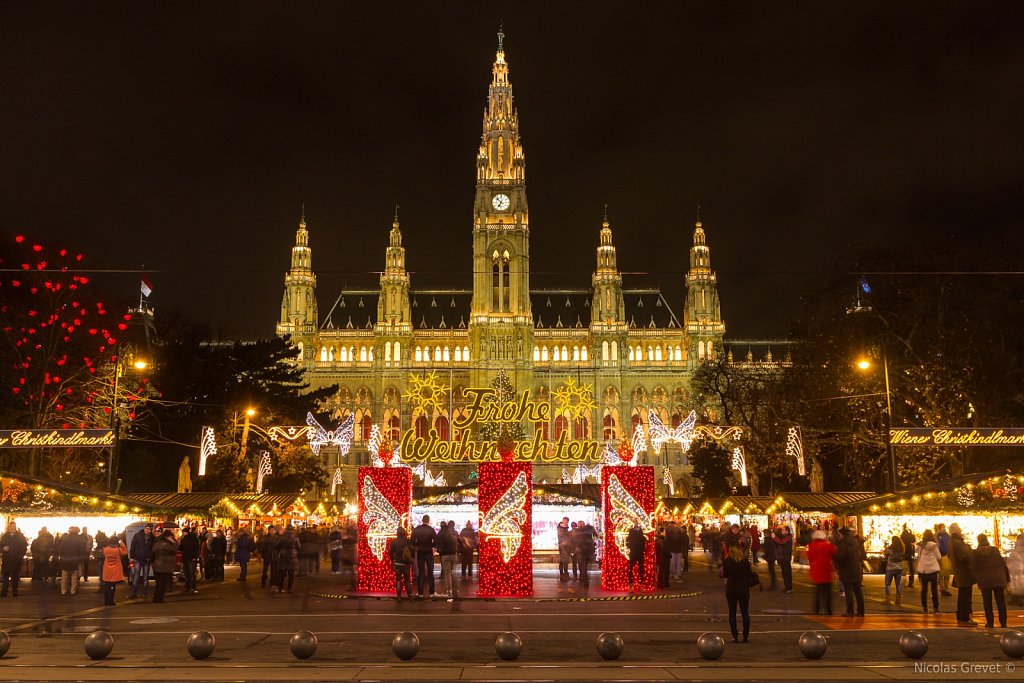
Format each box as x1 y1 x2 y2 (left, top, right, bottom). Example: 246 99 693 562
56 526 89 595
260 525 279 588
626 523 647 589
273 526 301 593
128 524 154 599
572 521 597 590
833 527 866 616
655 528 671 588
970 534 1009 628
30 527 54 582
410 515 438 598
722 542 754 642
328 526 344 574
773 526 794 593
557 518 572 581
0 522 29 597
458 522 477 578
151 530 177 603
665 522 685 580
949 523 976 625
762 528 778 590
206 530 227 581
178 527 200 593
340 524 358 590
900 524 917 588
389 527 413 599
234 528 257 582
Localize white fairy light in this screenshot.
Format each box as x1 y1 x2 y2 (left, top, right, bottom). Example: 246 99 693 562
480 471 529 563
256 451 272 493
647 410 696 453
306 412 354 456
732 446 748 487
361 476 404 560
607 474 654 557
662 467 674 495
786 426 806 476
331 467 344 495
199 426 216 476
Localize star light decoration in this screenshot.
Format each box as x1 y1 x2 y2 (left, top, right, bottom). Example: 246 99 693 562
552 377 597 421
404 371 448 414
306 412 354 457
601 466 656 592
255 451 272 493
198 426 216 476
357 467 412 592
786 426 806 476
477 462 533 596
956 485 975 507
731 446 748 487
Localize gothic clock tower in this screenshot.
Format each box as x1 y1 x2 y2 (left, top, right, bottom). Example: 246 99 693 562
469 30 533 387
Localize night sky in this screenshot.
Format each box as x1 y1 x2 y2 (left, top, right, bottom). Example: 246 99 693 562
3 3 1022 340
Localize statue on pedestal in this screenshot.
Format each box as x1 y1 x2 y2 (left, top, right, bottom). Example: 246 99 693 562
177 456 192 494
245 467 255 492
810 457 824 493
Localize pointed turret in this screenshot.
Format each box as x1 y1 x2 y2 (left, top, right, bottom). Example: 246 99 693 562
377 208 412 329
591 207 626 366
476 29 525 183
684 213 725 364
277 209 318 355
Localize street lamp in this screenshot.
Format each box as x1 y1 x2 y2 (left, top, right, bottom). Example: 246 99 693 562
855 349 896 492
109 355 149 493
239 407 256 463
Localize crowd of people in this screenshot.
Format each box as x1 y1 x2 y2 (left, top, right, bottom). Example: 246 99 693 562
388 516 480 601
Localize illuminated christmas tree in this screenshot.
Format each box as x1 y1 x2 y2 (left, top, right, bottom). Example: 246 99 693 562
479 370 525 459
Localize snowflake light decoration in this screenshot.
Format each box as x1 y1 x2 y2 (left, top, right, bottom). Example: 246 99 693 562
404 371 448 413
552 377 597 421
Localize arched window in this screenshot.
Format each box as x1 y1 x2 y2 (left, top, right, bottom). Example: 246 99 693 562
575 416 590 440
535 420 549 440
435 415 450 441
602 341 609 361
463 346 469 361
554 415 569 440
369 347 374 361
388 414 401 442
698 341 706 360
415 415 430 438
541 346 549 362
573 346 580 361
647 346 654 362
671 412 683 428
674 345 682 361
635 346 643 361
455 346 462 362
655 346 663 362
349 347 356 362
443 346 450 362
360 414 373 442
502 250 510 313
581 346 588 362
435 346 442 363
561 345 568 362
603 413 617 440
707 341 714 360
320 346 328 362
552 346 560 362
612 342 618 361
385 341 392 362
360 346 368 362
533 345 540 361
393 341 401 363
415 347 423 362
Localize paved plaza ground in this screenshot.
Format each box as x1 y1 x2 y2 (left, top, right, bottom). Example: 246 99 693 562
0 553 1021 681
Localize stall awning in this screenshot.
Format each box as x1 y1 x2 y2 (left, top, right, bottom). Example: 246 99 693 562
839 472 1024 514
126 491 305 514
1 470 157 515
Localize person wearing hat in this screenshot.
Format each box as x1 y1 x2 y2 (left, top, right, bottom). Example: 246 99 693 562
179 526 201 593
834 527 866 616
128 523 154 599
949 523 976 625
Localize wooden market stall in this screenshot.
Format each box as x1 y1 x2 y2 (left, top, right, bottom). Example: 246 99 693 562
838 472 1024 555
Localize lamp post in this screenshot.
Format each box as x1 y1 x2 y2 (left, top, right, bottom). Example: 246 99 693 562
109 356 148 493
238 407 256 464
856 348 896 492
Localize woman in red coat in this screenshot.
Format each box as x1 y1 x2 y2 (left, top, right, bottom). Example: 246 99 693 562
101 536 128 606
807 530 837 615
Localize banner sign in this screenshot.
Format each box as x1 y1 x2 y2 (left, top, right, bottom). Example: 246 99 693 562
0 429 115 449
890 428 1024 447
399 372 603 463
601 466 656 592
357 467 412 592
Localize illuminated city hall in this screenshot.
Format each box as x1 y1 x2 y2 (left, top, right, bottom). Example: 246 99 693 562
276 33 780 489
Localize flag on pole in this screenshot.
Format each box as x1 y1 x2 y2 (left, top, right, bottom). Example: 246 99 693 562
140 274 154 298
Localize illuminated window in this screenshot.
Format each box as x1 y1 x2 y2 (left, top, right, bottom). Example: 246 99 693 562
320 346 328 362
535 420 549 440
562 345 568 362
393 341 402 363
698 341 705 360
360 346 368 362
707 341 714 360
435 415 450 440
388 414 401 441
542 346 549 362
463 346 469 361
602 340 609 361
573 346 580 361
415 415 429 438
655 346 662 362
555 415 569 440
455 346 462 362
603 413 617 440
533 345 540 362
360 414 373 442
415 347 423 362
574 416 589 440
581 346 588 362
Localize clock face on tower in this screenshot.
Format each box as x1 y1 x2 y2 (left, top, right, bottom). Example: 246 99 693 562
491 193 510 211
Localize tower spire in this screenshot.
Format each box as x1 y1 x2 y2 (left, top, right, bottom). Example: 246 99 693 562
497 23 504 52
393 203 400 226
300 203 305 226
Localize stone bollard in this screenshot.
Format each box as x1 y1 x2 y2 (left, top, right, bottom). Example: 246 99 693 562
798 631 828 660
595 632 624 661
290 630 318 660
1000 630 1024 659
84 630 114 660
186 631 216 660
697 632 725 661
0 630 10 657
898 631 928 659
494 632 522 661
392 631 420 661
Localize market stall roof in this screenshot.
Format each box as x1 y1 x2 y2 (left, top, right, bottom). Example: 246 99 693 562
1 470 158 514
837 471 1024 514
125 491 305 513
766 492 876 513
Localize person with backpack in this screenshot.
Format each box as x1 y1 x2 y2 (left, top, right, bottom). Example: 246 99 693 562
389 527 414 600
